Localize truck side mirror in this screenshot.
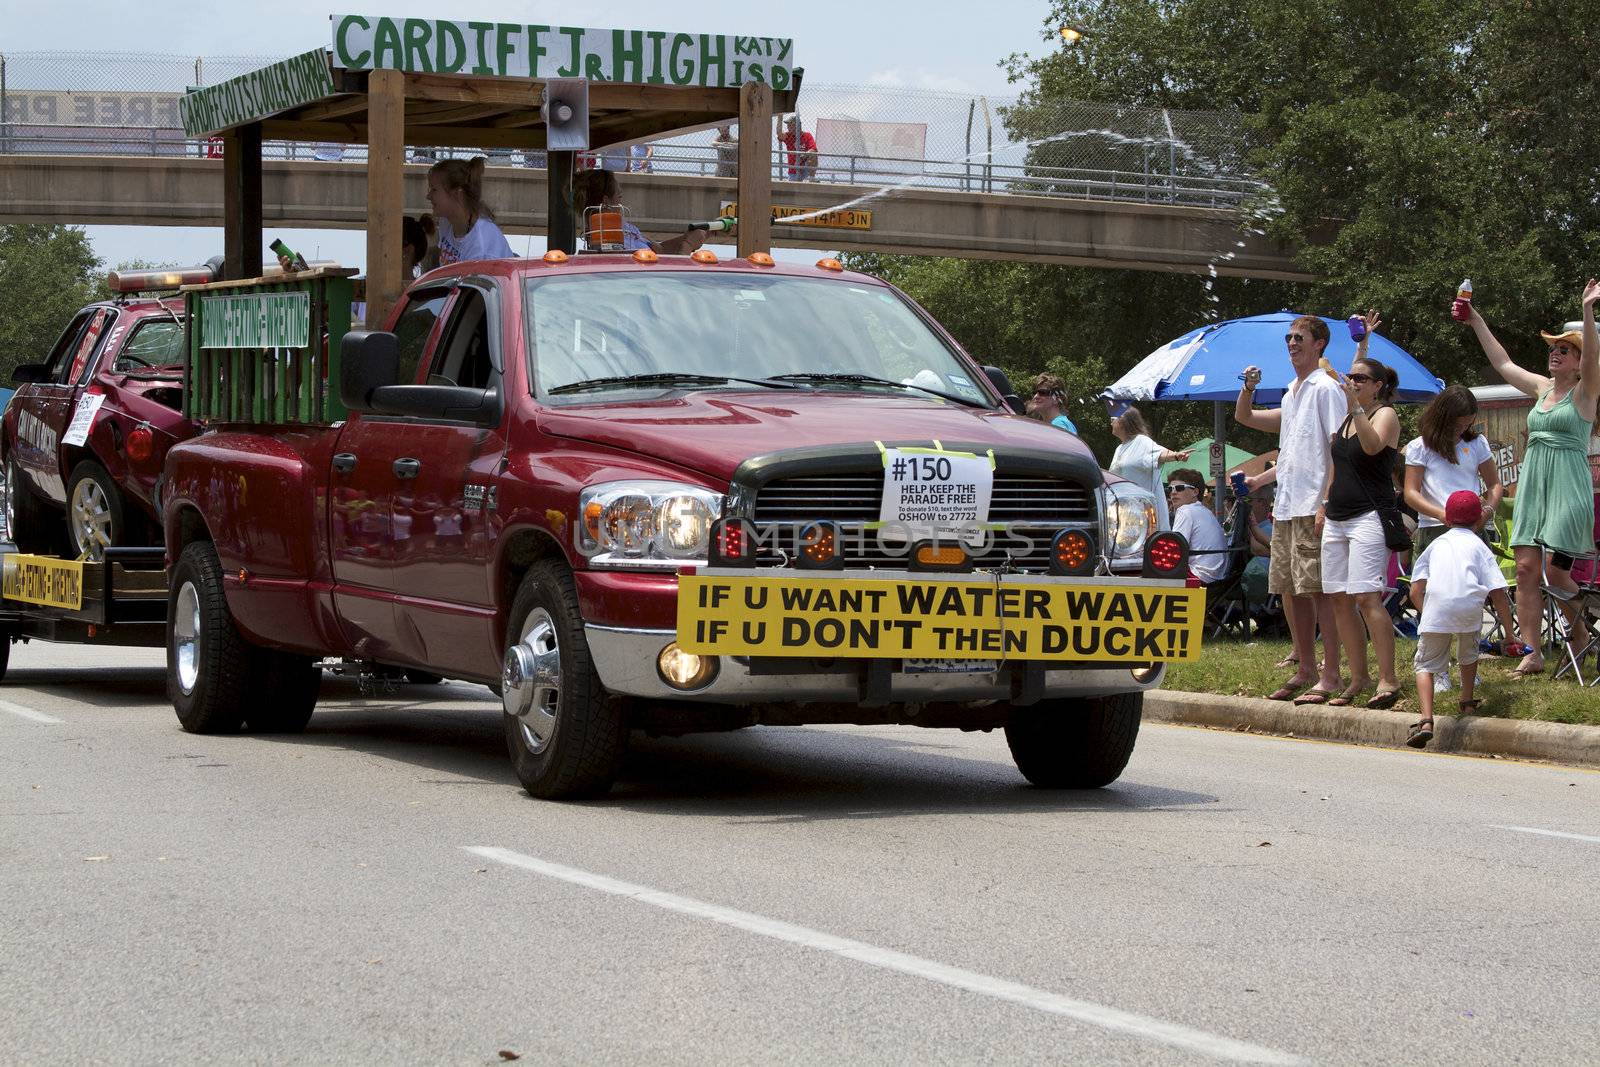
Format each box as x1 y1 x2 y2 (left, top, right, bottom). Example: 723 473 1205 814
340 330 400 411
11 364 50 385
981 365 1023 414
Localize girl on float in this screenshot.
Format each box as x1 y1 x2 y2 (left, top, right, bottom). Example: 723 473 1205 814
424 156 514 266
569 169 707 255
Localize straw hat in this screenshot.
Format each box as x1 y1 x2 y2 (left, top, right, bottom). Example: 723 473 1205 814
1539 320 1582 347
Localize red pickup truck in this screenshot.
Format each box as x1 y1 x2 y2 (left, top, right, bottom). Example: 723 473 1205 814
4 269 206 558
161 255 1199 798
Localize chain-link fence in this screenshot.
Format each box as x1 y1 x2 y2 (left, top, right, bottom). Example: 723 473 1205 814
0 52 1265 207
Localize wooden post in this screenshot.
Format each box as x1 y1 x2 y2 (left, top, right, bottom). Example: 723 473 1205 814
737 81 772 259
547 150 576 255
365 68 405 330
222 123 262 281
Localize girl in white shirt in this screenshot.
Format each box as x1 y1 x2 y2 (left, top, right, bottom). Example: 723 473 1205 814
425 157 515 266
1402 384 1520 652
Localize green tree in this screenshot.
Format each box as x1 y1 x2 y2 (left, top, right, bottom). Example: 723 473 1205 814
0 225 103 381
1003 0 1600 386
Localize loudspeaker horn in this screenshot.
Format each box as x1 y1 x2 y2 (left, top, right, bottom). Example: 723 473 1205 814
541 78 590 151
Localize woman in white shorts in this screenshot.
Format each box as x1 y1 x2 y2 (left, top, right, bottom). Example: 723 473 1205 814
1319 319 1403 708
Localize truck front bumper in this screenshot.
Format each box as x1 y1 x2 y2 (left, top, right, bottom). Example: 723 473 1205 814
584 624 1166 706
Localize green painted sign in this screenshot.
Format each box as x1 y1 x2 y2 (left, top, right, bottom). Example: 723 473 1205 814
180 49 336 137
332 15 795 89
200 292 311 350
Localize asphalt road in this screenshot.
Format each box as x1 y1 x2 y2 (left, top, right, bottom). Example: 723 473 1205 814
3 640 1597 1066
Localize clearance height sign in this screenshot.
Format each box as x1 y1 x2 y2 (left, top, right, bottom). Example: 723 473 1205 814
677 574 1204 662
333 15 796 89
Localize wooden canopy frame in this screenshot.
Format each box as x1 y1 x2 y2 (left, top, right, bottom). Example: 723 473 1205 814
214 64 801 327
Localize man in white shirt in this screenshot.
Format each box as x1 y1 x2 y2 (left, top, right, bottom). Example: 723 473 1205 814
1167 469 1228 584
1235 314 1349 703
1407 490 1510 748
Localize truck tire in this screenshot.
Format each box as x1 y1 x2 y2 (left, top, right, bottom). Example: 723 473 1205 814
66 461 126 561
168 541 257 734
243 650 322 733
0 632 11 682
501 560 628 799
1004 692 1143 789
6 459 60 555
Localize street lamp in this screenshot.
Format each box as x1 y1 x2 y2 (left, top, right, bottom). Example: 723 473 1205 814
1059 25 1086 45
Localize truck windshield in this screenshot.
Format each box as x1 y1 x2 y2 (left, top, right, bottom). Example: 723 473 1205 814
525 272 994 406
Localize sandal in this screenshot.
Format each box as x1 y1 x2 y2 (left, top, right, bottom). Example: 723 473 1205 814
1406 719 1434 748
1366 688 1403 711
1267 678 1310 701
1328 682 1373 708
1292 687 1336 706
1457 698 1483 713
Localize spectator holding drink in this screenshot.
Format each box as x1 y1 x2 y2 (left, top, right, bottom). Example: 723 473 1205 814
1457 279 1599 678
1235 314 1348 704
1318 312 1404 708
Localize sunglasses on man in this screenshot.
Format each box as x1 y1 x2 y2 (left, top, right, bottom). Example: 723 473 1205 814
1166 482 1199 494
1284 332 1309 344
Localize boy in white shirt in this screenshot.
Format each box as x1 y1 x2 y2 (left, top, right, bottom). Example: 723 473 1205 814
1407 490 1510 748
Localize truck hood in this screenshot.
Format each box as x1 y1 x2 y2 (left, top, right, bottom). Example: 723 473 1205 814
536 390 1100 483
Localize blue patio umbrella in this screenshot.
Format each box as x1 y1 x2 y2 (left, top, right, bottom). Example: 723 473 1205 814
1105 311 1445 405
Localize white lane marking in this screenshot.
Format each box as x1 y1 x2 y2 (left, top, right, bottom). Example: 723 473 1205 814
0 699 64 724
1495 825 1600 845
466 846 1305 1066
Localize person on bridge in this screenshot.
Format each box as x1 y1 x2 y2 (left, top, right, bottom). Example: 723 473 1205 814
1108 404 1191 531
777 115 819 180
569 170 708 256
1236 314 1348 705
424 157 514 267
1457 279 1599 679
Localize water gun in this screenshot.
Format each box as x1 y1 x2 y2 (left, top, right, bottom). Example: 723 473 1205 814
688 217 738 232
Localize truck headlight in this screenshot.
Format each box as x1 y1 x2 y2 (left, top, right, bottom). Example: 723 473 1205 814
1101 482 1159 563
579 481 724 566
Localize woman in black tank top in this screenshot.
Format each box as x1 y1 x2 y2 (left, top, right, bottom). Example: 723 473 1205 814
1319 333 1404 709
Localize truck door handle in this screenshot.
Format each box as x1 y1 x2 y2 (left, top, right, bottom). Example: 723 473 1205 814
332 453 357 473
393 458 421 479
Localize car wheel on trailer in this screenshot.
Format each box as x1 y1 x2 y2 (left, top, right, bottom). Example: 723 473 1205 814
501 560 628 799
1003 692 1143 788
169 540 303 734
244 649 322 733
66 462 125 561
6 459 60 555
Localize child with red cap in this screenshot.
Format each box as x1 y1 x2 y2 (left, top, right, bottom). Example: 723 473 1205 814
1407 489 1510 747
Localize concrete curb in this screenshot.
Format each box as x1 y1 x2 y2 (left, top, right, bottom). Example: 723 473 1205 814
1144 690 1600 767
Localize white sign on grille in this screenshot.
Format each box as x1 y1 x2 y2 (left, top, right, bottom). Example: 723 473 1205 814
879 448 993 547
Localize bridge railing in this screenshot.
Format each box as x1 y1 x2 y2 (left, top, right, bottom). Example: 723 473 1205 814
0 126 1265 209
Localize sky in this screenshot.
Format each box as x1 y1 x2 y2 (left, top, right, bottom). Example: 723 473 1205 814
3 0 1060 271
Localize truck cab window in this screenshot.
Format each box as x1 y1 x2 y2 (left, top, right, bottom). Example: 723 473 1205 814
425 289 495 392
391 290 451 385
115 320 184 371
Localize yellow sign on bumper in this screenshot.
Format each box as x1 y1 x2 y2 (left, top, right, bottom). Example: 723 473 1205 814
677 574 1203 662
2 553 85 611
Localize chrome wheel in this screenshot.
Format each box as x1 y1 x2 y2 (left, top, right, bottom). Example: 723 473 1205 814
70 477 113 559
503 607 561 754
173 580 201 695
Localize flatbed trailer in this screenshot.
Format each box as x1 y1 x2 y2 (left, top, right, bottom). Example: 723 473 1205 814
0 546 168 677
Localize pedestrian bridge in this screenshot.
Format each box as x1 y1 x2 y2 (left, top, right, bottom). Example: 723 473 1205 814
0 154 1311 281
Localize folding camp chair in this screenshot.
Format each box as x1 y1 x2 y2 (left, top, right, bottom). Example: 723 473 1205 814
1197 492 1255 639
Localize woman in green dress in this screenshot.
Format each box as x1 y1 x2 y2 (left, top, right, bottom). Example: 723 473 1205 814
1458 279 1600 677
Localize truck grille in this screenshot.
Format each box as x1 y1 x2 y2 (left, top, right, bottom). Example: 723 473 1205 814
751 473 1096 571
